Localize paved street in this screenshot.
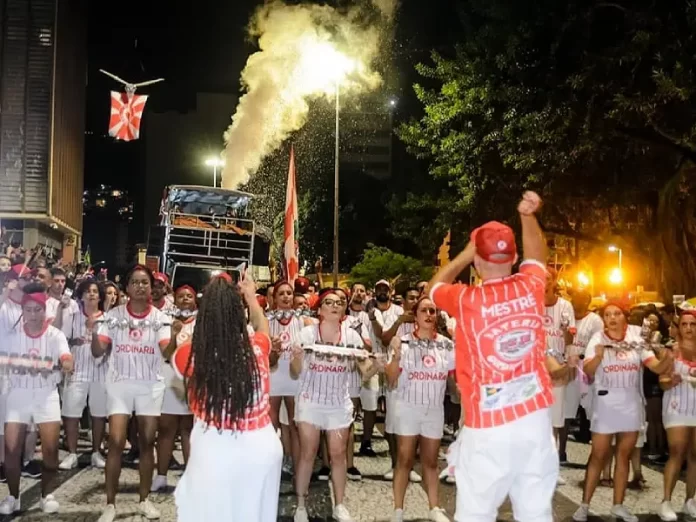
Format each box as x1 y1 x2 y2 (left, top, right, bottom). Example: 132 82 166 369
0 424 679 521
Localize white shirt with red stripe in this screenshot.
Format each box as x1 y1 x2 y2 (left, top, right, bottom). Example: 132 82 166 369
393 332 455 407
374 304 405 353
269 316 305 362
569 313 604 358
297 322 364 408
430 260 553 429
544 298 574 357
64 310 107 383
96 304 171 383
348 309 374 345
663 355 696 420
6 323 70 390
173 332 272 432
585 325 656 389
176 318 196 346
45 296 60 324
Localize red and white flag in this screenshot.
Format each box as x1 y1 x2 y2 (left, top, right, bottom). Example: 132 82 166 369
283 147 299 286
108 91 148 141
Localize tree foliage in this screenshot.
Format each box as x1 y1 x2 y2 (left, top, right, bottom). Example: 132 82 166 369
349 244 433 288
398 0 696 295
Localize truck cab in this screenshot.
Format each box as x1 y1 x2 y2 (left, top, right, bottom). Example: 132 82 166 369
147 185 271 290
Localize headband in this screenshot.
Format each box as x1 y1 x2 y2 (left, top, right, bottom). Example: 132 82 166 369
21 292 47 309
216 272 233 284
175 285 196 297
273 280 293 296
318 289 338 304
603 299 629 313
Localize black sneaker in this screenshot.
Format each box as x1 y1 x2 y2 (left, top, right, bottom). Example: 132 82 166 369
359 443 377 457
0 464 6 483
316 466 330 481
559 452 568 464
347 466 362 481
22 460 41 478
123 449 139 465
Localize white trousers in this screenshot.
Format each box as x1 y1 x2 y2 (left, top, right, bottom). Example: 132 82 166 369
175 422 282 521
453 408 558 522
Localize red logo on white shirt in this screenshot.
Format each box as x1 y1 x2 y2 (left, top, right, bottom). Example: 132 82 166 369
616 350 627 360
129 329 142 341
422 355 436 368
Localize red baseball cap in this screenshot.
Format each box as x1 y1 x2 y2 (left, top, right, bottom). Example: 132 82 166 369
471 221 517 264
153 272 169 285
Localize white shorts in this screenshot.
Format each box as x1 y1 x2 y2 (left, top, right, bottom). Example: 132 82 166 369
269 361 299 397
106 380 166 417
294 400 352 431
551 385 566 428
453 408 557 522
161 363 191 415
392 400 444 439
385 392 397 434
5 388 62 425
564 380 581 420
62 380 108 418
360 374 379 412
591 388 643 434
664 415 696 429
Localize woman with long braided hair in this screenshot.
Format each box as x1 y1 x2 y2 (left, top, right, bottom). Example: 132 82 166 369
172 272 282 521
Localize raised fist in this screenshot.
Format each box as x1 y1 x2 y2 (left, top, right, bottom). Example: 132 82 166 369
518 191 542 216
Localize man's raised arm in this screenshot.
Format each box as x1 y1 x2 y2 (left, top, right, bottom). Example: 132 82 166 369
518 191 547 264
428 241 476 289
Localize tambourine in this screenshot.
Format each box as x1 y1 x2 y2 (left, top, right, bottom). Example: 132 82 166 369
401 339 454 351
303 343 372 360
603 338 664 355
0 352 61 375
94 317 171 331
266 309 314 321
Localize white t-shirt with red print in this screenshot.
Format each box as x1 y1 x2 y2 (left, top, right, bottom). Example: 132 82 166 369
430 260 553 429
96 304 171 383
6 324 70 390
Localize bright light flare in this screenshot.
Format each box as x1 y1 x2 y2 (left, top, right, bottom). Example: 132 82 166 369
205 158 225 167
609 268 623 285
295 38 359 94
608 245 619 253
577 272 590 287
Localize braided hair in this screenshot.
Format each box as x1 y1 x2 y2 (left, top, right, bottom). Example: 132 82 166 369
185 276 261 428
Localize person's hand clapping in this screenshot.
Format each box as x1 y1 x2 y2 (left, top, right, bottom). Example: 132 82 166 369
518 191 542 216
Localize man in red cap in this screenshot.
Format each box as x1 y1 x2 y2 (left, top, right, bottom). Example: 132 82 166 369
429 191 567 522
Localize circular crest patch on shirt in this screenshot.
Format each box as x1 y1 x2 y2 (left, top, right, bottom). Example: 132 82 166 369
422 355 436 368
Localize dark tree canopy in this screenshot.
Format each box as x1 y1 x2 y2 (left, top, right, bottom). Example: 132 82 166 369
398 0 696 296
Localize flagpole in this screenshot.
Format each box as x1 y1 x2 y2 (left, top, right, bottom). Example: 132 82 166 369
332 82 340 287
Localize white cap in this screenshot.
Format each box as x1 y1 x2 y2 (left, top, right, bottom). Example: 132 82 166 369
375 279 391 289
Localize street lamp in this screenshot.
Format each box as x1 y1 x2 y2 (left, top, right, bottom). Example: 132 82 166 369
205 158 225 188
608 245 623 269
609 268 623 285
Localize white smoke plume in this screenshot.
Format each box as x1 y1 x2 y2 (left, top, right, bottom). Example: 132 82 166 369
371 0 398 21
221 1 383 189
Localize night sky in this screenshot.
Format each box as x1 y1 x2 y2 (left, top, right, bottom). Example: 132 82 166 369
84 0 462 244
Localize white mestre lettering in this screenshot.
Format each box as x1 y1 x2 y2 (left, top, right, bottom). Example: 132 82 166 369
481 294 537 319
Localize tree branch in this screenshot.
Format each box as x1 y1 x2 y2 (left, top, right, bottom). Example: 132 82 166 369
617 126 696 163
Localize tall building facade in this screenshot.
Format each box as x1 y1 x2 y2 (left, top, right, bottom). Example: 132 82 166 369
82 185 133 269
0 0 87 262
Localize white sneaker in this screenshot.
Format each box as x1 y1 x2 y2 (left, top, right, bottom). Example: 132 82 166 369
59 452 78 470
557 475 567 486
294 506 310 522
685 498 696 518
98 504 116 522
0 495 20 515
429 507 450 522
383 469 394 480
333 503 355 522
573 503 589 522
392 508 404 522
446 475 456 484
409 470 422 483
138 499 161 519
91 451 106 469
150 474 168 492
40 494 59 514
658 501 678 521
611 504 638 522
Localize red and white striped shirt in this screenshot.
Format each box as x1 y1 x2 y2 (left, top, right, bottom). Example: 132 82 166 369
6 324 70 390
663 355 696 420
173 332 272 432
374 304 405 353
297 322 363 408
96 304 171 382
544 298 574 357
269 316 305 361
430 260 552 429
393 332 455 407
585 325 656 389
64 310 107 383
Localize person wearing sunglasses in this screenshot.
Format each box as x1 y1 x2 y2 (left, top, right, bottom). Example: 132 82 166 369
290 289 383 522
386 296 454 522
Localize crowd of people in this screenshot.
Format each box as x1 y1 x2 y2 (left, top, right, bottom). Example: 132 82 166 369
0 191 694 522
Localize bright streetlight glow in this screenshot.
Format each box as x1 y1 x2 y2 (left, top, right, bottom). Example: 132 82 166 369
609 268 623 285
205 158 225 167
577 272 590 287
389 98 397 107
608 245 619 252
296 39 358 95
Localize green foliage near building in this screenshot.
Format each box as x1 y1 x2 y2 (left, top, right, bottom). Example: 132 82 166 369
349 244 433 289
